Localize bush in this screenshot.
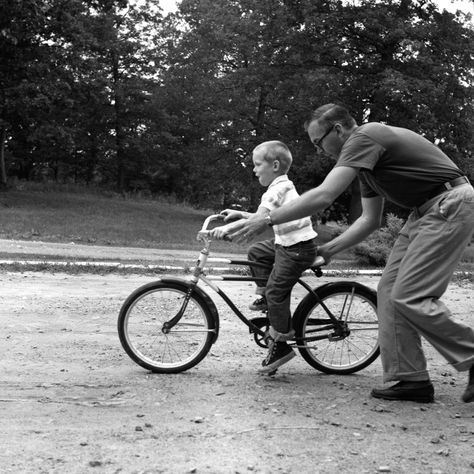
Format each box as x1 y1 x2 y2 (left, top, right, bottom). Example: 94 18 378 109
353 214 404 267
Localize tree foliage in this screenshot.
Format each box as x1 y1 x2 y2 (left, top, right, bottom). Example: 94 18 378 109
1 0 473 215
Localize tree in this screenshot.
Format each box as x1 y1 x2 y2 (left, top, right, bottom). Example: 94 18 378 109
156 0 473 214
69 0 166 190
1 0 472 214
0 0 166 189
0 0 53 184
154 0 343 208
335 0 474 166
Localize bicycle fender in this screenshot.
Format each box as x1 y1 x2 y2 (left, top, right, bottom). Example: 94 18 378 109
293 281 377 320
159 278 220 344
315 281 376 297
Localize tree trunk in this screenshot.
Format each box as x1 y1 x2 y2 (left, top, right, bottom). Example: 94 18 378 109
0 126 7 188
111 50 126 192
249 86 270 208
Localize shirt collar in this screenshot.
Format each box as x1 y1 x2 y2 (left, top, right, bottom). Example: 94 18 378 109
268 174 289 188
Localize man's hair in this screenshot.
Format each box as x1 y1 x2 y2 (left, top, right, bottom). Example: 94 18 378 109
304 103 357 131
253 140 293 173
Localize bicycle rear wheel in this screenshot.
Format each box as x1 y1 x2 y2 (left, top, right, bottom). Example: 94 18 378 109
118 280 216 373
293 282 379 374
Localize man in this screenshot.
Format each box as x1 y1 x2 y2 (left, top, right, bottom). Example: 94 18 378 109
230 103 474 403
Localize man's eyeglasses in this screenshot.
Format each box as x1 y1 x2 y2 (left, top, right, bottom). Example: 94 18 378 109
313 124 334 153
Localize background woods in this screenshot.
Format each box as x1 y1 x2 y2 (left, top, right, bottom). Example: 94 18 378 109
1 0 473 219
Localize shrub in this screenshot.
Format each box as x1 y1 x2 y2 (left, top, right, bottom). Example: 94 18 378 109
353 213 404 267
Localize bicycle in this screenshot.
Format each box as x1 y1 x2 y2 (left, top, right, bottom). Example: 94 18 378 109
118 214 379 375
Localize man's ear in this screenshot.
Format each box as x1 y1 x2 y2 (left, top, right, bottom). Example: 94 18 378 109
334 123 343 135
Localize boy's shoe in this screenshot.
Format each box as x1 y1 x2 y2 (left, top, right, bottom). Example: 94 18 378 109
461 365 474 403
249 297 267 312
258 340 295 374
371 380 434 403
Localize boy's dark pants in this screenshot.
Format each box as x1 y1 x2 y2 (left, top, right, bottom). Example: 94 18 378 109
248 238 317 335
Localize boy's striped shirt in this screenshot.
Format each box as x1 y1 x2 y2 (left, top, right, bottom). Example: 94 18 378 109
260 175 317 246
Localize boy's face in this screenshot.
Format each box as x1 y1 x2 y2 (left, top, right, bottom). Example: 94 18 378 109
252 150 279 187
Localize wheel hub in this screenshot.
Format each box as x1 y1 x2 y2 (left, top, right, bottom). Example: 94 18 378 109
328 322 350 341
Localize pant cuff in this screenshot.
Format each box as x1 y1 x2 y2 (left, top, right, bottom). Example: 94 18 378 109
269 326 295 342
383 370 430 383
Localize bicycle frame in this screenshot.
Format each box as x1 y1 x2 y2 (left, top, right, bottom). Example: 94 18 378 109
118 214 380 375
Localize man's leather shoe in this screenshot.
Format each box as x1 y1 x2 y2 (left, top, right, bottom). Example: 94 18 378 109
371 380 434 403
461 365 474 403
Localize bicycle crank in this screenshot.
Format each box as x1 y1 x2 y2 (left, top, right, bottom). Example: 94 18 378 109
249 317 270 348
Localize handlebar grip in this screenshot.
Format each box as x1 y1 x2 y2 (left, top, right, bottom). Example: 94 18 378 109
223 234 232 242
313 255 326 267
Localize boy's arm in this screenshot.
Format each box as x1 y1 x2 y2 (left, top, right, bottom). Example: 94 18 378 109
221 205 269 222
254 205 270 217
221 209 253 222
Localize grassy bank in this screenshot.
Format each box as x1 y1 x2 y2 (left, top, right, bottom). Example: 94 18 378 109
0 184 249 253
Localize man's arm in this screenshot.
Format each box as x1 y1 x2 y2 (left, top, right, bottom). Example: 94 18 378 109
211 205 269 239
229 166 358 242
317 196 384 263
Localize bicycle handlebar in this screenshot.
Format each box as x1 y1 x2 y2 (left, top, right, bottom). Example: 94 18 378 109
196 214 229 242
200 214 225 231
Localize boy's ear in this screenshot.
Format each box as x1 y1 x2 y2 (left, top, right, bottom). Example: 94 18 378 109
273 160 280 171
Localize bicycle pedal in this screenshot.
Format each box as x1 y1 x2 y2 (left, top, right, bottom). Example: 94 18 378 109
267 369 278 376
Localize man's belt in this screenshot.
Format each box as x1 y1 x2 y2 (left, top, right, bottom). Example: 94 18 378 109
424 176 470 202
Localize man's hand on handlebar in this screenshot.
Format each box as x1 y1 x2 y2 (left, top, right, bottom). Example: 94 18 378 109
228 214 268 243
315 245 332 266
209 225 230 240
312 255 327 267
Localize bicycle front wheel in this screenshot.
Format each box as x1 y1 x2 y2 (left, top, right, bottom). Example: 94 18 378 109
293 282 379 374
118 281 216 373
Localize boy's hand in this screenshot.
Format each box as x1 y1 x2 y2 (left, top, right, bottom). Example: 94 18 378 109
220 209 242 222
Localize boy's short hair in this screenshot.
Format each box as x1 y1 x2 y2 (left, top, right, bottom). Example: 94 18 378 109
304 103 357 131
253 140 293 173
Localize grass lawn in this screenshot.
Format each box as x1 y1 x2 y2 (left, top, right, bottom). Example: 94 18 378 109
0 184 472 273
0 185 254 254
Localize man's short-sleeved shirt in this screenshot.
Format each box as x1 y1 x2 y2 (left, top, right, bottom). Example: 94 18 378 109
335 123 463 208
260 175 317 246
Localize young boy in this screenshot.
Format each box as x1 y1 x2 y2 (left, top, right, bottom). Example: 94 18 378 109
210 141 317 374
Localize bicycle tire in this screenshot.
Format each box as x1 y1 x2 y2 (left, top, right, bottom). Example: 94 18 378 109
118 280 217 373
293 282 379 374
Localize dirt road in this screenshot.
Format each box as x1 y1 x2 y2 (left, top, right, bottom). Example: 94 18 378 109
1 271 473 474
